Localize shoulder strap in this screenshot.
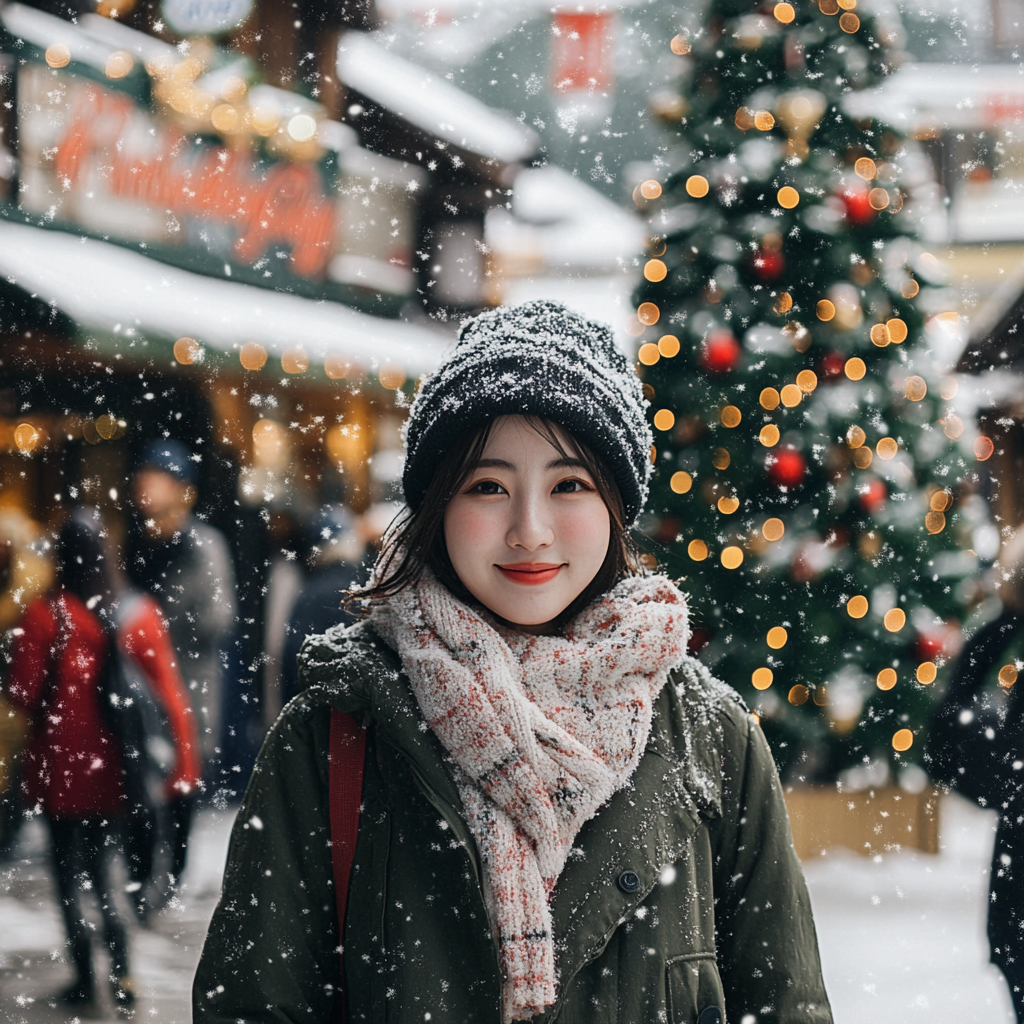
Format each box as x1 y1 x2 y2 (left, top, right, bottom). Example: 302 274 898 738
328 708 366 1022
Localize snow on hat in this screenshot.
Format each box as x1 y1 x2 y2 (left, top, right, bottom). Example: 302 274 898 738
402 300 652 525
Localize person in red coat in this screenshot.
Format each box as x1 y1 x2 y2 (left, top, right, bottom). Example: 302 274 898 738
6 509 200 1012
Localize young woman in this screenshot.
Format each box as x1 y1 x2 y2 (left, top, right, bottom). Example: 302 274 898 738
7 508 200 1011
193 301 832 1024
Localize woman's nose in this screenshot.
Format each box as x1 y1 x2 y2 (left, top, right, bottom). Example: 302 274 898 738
506 491 554 551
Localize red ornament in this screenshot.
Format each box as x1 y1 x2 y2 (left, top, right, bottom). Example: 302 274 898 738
859 477 887 512
700 330 741 373
820 352 846 380
768 447 806 488
751 248 785 282
915 633 945 662
842 187 875 226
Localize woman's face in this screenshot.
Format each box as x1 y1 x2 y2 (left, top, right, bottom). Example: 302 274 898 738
443 416 611 633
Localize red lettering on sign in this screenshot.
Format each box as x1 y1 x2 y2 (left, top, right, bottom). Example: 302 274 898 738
53 83 335 277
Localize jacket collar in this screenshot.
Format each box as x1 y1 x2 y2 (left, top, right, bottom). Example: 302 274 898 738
319 622 728 978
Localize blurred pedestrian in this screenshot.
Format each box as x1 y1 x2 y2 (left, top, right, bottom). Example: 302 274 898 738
929 532 1024 1021
5 508 200 1012
278 505 365 706
127 439 236 897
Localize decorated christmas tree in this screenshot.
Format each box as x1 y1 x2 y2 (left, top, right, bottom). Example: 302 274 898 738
634 0 989 784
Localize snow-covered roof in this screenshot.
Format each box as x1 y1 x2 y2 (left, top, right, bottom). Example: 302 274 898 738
0 220 449 375
486 164 645 272
845 63 1024 133
336 32 537 164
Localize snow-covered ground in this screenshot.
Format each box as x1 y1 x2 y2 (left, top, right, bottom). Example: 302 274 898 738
0 794 1014 1022
803 792 1016 1022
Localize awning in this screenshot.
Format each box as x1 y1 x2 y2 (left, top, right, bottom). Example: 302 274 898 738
0 220 450 376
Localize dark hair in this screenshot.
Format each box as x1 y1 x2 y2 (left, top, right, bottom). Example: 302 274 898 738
362 417 643 629
56 508 112 613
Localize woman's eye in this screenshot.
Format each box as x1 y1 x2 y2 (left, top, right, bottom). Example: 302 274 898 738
553 478 589 494
470 480 506 495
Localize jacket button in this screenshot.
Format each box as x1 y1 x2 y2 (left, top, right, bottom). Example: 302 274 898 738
696 1008 722 1024
617 870 640 893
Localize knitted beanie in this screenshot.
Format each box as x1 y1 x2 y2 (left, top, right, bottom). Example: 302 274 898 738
403 300 653 526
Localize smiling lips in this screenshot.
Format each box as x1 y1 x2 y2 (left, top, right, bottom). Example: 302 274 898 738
496 562 564 585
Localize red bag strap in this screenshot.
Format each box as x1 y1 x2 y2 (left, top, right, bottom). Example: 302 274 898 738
328 708 366 1020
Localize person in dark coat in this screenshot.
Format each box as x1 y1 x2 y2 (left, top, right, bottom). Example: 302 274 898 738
928 536 1024 1020
279 505 364 706
194 302 831 1024
6 509 199 1011
128 439 236 900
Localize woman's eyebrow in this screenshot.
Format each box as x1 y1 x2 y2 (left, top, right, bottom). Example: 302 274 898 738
546 457 588 471
475 458 516 470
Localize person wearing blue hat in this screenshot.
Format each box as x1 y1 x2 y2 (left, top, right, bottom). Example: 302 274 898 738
127 440 236 910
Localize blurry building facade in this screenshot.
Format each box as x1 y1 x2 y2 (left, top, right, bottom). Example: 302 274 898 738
0 0 535 766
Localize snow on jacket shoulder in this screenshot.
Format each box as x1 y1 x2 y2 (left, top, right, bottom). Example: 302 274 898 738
194 620 832 1024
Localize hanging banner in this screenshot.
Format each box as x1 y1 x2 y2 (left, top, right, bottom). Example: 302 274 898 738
550 12 614 93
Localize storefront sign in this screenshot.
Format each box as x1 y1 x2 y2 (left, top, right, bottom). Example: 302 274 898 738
14 64 420 306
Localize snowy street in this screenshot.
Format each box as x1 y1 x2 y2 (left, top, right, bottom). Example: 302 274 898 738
0 793 1015 1023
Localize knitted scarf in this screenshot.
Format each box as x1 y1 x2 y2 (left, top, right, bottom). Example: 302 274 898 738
369 572 690 1021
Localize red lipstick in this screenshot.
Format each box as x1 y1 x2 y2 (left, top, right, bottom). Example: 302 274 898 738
496 562 563 586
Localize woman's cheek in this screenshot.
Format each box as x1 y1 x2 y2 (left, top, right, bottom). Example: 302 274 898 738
446 500 503 554
557 499 611 557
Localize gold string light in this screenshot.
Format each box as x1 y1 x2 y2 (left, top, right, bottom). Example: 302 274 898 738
876 437 898 460
658 335 681 357
892 728 913 751
752 667 775 689
721 405 742 427
846 594 868 618
671 471 693 494
903 375 927 401
686 175 710 198
637 302 660 325
876 668 897 690
762 517 785 541
174 337 200 364
777 186 800 209
883 608 906 632
638 342 660 365
721 545 744 569
644 259 668 282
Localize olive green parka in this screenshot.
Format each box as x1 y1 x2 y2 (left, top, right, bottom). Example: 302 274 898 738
193 622 832 1024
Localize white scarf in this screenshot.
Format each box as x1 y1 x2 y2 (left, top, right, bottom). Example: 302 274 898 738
369 572 690 1020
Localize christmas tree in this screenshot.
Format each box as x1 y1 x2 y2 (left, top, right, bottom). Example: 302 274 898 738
634 0 987 784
